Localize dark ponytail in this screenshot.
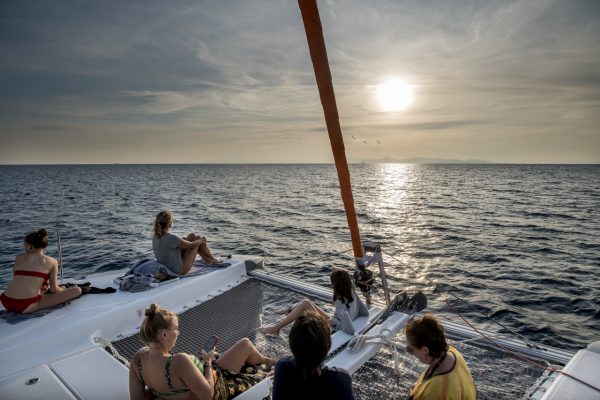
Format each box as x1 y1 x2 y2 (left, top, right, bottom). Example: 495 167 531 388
289 311 331 381
330 268 353 305
24 228 49 249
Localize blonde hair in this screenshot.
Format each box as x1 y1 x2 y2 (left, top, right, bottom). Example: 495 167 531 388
139 303 177 343
154 210 173 238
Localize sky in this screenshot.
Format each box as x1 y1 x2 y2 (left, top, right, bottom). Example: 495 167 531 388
1 0 599 164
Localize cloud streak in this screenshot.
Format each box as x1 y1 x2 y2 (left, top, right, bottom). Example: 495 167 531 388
0 0 598 164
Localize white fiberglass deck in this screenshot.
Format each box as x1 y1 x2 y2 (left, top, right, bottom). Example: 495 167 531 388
0 256 259 395
1 255 597 400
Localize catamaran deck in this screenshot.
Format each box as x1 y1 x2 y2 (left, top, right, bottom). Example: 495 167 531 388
1 256 598 399
111 273 591 400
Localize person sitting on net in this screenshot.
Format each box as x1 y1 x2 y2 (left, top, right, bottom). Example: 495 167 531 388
129 303 276 400
153 210 222 275
272 310 354 400
405 314 476 400
0 229 82 314
260 268 368 336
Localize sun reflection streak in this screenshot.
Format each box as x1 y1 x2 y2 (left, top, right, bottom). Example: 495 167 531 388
364 163 412 223
360 164 441 292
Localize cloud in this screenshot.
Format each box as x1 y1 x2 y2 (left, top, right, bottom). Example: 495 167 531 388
0 0 599 163
350 119 488 134
350 134 383 146
30 125 71 131
396 120 487 131
123 90 211 114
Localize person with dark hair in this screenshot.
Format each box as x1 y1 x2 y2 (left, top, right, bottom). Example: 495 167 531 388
0 229 82 313
129 303 275 400
260 268 368 335
272 310 354 400
405 314 476 400
153 210 221 275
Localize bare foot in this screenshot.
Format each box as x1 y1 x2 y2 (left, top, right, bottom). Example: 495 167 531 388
265 357 277 369
260 326 280 336
202 257 223 265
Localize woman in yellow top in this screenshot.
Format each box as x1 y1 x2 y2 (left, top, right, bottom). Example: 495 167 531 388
405 314 476 400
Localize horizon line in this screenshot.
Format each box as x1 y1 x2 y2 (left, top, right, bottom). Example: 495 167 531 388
1 162 599 166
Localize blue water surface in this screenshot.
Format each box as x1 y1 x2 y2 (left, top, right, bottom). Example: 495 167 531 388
0 164 598 350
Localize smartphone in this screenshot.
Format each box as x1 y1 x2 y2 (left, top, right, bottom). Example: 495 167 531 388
203 335 219 353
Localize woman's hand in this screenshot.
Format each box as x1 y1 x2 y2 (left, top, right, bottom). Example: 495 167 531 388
200 348 215 365
50 285 65 294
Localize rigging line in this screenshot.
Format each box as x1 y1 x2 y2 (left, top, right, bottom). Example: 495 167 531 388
382 250 539 348
377 275 578 349
384 250 585 349
440 277 584 348
56 230 63 285
442 261 581 329
443 296 600 395
387 251 539 348
385 247 587 334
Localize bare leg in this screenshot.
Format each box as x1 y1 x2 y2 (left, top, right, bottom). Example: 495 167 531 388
274 307 292 316
260 299 329 335
216 338 276 372
185 233 221 264
24 286 82 313
180 244 200 275
198 240 221 264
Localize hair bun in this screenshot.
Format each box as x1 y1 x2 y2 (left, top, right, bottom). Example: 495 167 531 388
37 228 48 238
145 303 160 317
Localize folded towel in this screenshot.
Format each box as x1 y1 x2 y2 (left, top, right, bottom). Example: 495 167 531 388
127 258 232 279
117 258 232 292
126 258 180 279
118 275 160 292
0 303 67 324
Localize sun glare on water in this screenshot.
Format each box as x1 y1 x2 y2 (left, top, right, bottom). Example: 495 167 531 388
376 79 414 112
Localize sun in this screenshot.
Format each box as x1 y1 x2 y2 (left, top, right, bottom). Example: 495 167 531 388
376 79 414 112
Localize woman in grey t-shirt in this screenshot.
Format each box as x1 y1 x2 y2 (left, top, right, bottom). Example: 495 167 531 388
152 210 221 275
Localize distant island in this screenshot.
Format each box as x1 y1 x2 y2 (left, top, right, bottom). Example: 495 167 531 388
358 157 493 164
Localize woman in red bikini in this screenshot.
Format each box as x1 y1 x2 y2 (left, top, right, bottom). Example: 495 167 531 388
0 228 82 314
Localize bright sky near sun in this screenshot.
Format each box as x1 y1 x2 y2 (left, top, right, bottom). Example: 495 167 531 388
1 0 599 164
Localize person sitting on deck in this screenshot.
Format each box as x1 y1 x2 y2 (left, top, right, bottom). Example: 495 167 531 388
153 210 222 275
129 303 276 400
405 314 477 400
260 268 368 336
272 310 354 400
0 229 82 314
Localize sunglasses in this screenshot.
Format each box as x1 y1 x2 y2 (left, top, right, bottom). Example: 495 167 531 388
406 344 414 354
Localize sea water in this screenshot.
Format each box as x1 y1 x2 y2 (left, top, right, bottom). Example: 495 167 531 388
0 164 598 350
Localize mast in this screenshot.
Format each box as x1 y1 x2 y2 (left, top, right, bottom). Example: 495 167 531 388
298 0 363 262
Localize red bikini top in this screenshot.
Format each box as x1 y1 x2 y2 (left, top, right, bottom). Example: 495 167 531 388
14 269 51 279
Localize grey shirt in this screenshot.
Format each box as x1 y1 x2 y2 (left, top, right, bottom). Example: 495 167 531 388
331 290 369 335
152 232 183 274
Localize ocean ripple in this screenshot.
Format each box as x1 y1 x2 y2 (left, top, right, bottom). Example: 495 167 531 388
0 163 598 350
